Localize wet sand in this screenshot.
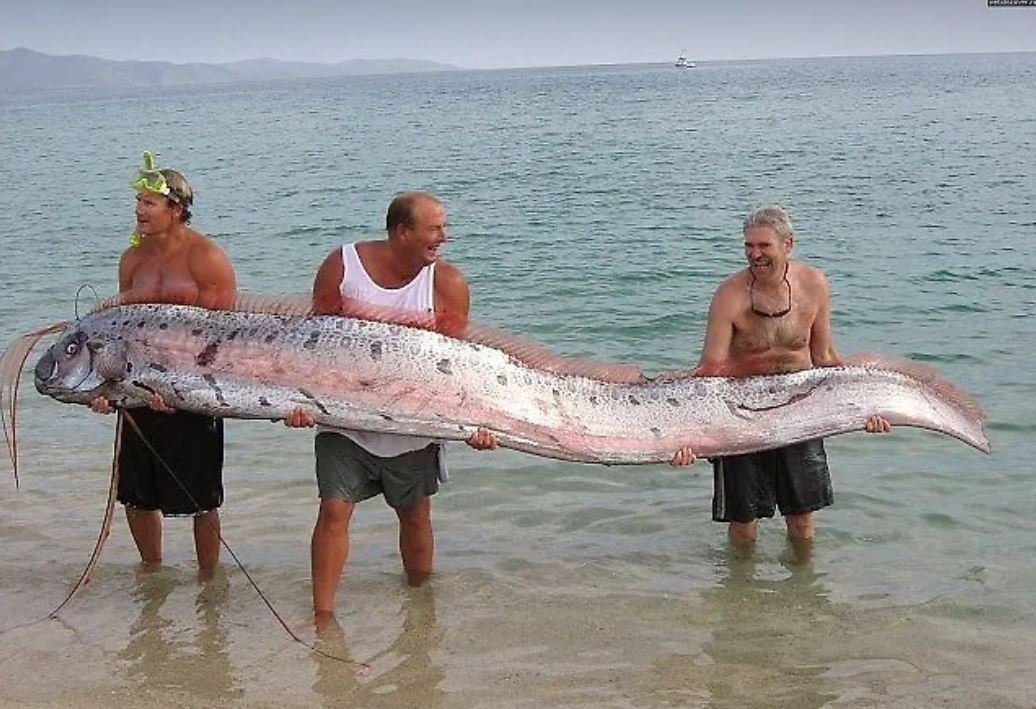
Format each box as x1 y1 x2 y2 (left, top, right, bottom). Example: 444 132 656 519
3 471 1035 709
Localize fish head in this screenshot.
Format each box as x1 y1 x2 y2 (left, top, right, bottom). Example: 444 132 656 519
34 324 129 403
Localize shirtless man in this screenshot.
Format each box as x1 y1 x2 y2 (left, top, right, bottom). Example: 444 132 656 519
673 205 889 554
91 154 237 576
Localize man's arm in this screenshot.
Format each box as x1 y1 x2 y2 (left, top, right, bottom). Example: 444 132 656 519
694 284 737 375
432 261 471 339
431 261 497 450
117 250 135 294
671 282 736 465
807 271 842 367
284 248 347 429
311 248 345 316
190 241 237 310
807 270 889 432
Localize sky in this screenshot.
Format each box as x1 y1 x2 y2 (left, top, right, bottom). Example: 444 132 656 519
1 0 1034 70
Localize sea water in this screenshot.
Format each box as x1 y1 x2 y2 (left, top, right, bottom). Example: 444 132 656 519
0 52 1034 708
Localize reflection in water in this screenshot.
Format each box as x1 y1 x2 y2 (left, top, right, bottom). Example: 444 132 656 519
648 543 846 709
117 568 235 699
696 545 838 709
313 585 445 709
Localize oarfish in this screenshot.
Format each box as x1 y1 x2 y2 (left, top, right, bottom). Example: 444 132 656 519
22 303 989 465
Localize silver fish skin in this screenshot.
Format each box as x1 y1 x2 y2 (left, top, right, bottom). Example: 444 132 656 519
32 304 991 464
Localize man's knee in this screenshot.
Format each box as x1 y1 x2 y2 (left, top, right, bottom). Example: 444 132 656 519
728 520 758 548
316 498 354 533
396 499 431 529
784 512 815 540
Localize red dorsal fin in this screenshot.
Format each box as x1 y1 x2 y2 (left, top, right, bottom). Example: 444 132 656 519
463 322 646 384
233 296 647 384
844 352 987 423
337 298 436 330
87 292 648 384
231 293 314 317
691 354 775 378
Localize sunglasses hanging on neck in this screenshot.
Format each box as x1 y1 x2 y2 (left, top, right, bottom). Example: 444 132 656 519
750 263 792 318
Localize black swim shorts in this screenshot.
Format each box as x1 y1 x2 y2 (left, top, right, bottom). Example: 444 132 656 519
116 408 225 516
711 439 832 524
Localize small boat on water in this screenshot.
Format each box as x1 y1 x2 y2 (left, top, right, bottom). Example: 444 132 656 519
675 50 696 69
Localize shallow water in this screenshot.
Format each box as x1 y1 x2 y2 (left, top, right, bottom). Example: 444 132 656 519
1 53 1035 707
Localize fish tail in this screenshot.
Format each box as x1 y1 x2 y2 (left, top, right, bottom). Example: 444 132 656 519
846 352 988 425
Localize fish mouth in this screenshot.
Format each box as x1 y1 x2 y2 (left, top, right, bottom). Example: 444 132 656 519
32 349 93 395
33 350 57 385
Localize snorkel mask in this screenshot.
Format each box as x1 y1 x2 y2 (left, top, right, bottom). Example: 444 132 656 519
130 150 172 198
129 151 183 247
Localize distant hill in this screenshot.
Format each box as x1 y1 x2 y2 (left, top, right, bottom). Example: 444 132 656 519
0 47 461 92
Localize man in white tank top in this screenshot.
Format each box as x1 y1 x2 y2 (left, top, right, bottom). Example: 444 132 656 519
285 191 497 628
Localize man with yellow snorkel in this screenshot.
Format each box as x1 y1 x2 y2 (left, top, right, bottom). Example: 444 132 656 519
90 152 237 579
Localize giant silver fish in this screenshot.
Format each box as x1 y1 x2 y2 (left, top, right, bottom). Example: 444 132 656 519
14 302 994 464
20 303 989 465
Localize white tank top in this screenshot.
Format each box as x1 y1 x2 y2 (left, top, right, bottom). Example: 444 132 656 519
328 243 438 457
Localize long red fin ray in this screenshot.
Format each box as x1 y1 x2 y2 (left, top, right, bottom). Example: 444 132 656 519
0 321 69 486
48 415 122 617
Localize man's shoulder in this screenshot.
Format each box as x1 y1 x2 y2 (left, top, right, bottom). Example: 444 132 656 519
432 259 469 298
185 230 235 276
352 239 381 253
792 261 830 288
184 228 221 253
353 239 391 267
715 269 749 294
434 258 464 279
119 244 142 265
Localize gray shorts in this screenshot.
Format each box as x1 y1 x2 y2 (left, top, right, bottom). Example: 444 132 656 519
315 432 441 509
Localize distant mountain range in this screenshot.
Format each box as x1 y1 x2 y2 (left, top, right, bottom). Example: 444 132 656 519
0 48 461 92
